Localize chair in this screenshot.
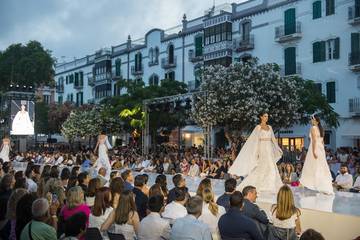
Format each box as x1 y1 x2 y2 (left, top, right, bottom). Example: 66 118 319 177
107 231 126 240
84 228 103 240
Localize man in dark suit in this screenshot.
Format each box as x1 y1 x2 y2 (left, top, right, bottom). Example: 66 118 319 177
242 186 269 235
218 191 264 240
167 174 189 204
132 175 149 220
216 178 237 212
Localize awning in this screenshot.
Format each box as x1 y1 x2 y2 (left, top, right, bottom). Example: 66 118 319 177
340 119 360 138
181 125 203 133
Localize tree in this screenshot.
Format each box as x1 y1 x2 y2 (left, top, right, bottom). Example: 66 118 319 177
192 58 338 151
48 102 75 134
0 41 55 92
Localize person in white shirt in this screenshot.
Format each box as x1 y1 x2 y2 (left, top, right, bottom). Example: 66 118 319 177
333 164 353 191
138 195 171 240
54 155 64 166
142 158 151 169
198 188 226 239
188 159 200 177
162 188 188 224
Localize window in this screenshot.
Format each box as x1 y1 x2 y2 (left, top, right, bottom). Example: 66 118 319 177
326 38 340 60
154 47 159 63
149 48 154 63
325 0 335 15
313 41 326 62
326 81 336 103
76 92 83 106
241 21 251 40
135 52 142 71
115 59 121 76
313 1 322 19
79 72 84 86
149 74 159 86
58 96 63 104
168 44 174 64
43 95 50 105
165 71 175 80
195 36 203 57
324 131 331 145
66 76 69 84
284 47 296 75
69 74 74 84
315 83 322 94
284 8 296 35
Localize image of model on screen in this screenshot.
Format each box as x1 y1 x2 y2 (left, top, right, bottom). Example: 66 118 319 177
11 104 34 135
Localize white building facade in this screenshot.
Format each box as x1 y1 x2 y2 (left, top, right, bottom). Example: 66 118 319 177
55 0 360 150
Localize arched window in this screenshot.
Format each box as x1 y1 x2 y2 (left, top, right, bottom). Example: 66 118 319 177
155 47 159 63
149 74 159 86
149 48 154 63
165 71 175 81
168 44 174 64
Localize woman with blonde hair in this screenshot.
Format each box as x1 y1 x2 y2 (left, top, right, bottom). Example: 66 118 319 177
196 178 212 196
59 186 91 227
270 185 301 239
199 188 226 240
101 190 140 240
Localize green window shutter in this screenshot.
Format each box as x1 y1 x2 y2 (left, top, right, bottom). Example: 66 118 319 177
326 0 335 15
313 42 320 62
326 82 336 103
135 54 138 71
351 33 360 53
356 0 360 17
195 36 203 57
284 8 296 35
333 37 340 59
313 1 322 19
320 41 326 61
284 47 296 75
315 83 322 93
80 72 84 86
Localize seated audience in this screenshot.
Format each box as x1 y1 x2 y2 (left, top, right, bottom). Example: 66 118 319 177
216 178 237 212
269 185 301 239
101 190 140 240
121 170 134 191
20 198 58 240
171 196 212 240
132 175 149 220
89 187 113 232
333 164 353 191
188 159 200 177
61 212 87 240
162 187 188 224
218 191 264 240
196 178 212 196
299 228 325 240
86 178 101 207
167 174 189 204
138 195 171 240
109 177 124 208
97 167 108 187
16 193 37 240
198 188 226 239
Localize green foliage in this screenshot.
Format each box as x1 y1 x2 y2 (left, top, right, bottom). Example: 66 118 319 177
0 41 55 91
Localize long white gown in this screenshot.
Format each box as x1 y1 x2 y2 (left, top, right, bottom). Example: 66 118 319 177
300 126 334 194
228 125 283 193
11 110 34 135
96 135 112 181
0 138 10 162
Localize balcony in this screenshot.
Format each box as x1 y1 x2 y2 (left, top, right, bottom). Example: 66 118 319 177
161 56 177 69
56 84 64 93
88 77 95 86
275 22 302 43
349 52 360 71
112 69 122 80
234 35 255 52
131 64 144 76
188 50 204 63
349 98 360 116
280 63 301 76
148 59 159 67
348 5 360 25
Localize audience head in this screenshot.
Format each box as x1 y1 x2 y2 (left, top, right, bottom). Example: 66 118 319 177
50 166 60 178
148 195 165 213
6 188 28 219
16 193 37 240
0 174 14 192
98 167 107 177
174 187 187 204
196 178 212 196
230 191 244 209
70 166 80 178
134 174 146 189
340 164 348 174
87 178 101 197
242 185 257 203
274 185 299 220
77 172 90 186
186 196 203 218
149 183 164 198
224 178 237 193
114 190 136 225
40 165 51 179
173 174 185 188
121 170 133 183
142 174 149 185
299 229 325 240
64 212 87 238
66 186 85 209
155 174 168 193
60 167 71 181
14 177 27 189
110 177 124 195
92 187 112 217
201 187 218 216
32 198 50 221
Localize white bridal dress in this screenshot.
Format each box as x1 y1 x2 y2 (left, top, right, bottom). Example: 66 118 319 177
300 126 334 194
228 125 283 193
11 110 34 135
0 138 10 162
96 135 112 181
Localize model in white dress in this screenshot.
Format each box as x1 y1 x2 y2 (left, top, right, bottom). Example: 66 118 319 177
228 113 283 194
300 115 334 195
0 138 11 162
94 134 112 181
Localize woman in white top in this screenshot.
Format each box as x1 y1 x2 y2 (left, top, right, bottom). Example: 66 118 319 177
271 185 301 237
199 188 226 240
101 190 140 240
89 187 113 238
0 137 11 162
94 132 112 181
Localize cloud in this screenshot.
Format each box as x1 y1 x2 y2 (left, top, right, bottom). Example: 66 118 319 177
0 0 233 61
